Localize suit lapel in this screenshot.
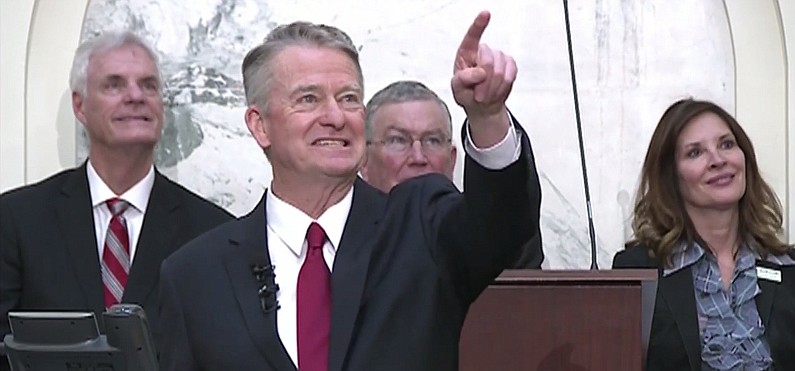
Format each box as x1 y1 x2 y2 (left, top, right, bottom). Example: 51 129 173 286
328 179 384 371
123 172 179 304
56 163 105 315
754 260 778 328
225 196 296 371
658 267 701 371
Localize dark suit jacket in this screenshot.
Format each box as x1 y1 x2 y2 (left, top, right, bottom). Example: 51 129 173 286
159 125 540 371
512 228 543 268
613 245 795 371
0 163 233 356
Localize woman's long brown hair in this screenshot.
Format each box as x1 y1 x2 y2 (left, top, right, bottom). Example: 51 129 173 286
628 98 791 266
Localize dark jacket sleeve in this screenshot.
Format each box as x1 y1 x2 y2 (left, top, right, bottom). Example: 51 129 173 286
510 228 544 269
434 116 542 303
0 192 19 371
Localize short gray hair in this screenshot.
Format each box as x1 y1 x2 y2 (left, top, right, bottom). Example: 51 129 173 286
365 80 453 141
242 21 363 112
69 31 161 96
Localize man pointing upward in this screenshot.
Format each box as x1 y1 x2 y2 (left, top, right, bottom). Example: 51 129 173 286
159 10 541 371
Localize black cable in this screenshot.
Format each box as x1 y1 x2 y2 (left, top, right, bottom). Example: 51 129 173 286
562 0 599 270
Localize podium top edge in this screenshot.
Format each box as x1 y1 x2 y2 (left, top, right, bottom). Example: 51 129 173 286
493 269 658 284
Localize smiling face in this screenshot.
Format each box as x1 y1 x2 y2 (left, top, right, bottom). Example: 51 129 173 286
676 112 746 214
73 44 163 155
245 45 366 184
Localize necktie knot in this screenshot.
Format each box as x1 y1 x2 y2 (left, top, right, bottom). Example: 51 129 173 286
106 198 130 217
306 222 327 251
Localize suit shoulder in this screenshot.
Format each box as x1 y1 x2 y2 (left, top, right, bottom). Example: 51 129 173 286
1 168 80 197
0 168 81 204
164 219 236 267
613 244 657 269
388 173 458 200
156 173 233 219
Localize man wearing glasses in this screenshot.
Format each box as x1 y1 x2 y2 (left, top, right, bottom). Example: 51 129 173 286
361 80 543 268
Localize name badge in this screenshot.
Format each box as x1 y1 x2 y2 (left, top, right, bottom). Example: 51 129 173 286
756 266 782 283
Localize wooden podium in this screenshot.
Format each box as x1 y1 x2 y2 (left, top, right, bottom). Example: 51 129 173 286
460 269 658 371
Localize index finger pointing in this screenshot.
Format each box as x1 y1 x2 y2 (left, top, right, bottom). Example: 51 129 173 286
456 11 491 63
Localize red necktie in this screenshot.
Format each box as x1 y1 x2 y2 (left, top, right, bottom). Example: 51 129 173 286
297 222 331 371
101 198 130 309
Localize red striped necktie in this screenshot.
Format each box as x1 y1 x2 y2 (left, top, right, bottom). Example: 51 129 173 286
101 198 130 309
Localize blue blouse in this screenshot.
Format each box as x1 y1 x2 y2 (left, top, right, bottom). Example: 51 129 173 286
663 242 795 371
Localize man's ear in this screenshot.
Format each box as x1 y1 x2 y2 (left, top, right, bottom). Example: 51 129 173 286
447 145 458 177
245 105 271 150
72 91 87 125
360 150 370 181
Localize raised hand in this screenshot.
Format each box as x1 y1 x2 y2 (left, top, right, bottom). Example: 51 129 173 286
451 11 517 147
452 11 517 117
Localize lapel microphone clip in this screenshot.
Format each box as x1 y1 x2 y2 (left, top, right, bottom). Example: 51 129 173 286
251 264 280 314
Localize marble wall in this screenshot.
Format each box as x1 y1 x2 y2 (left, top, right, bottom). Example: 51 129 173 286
80 0 733 269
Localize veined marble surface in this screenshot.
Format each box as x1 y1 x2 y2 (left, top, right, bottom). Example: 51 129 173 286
79 0 733 269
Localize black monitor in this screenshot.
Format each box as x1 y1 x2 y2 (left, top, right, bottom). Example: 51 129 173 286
3 304 157 371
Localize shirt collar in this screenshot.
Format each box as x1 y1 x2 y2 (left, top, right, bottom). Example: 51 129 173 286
265 185 353 257
664 239 795 277
664 241 705 277
750 245 795 266
86 160 155 213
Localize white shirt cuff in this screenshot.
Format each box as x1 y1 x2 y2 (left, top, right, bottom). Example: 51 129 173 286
464 116 522 170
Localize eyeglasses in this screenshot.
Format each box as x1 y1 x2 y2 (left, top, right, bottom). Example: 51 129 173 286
368 133 452 153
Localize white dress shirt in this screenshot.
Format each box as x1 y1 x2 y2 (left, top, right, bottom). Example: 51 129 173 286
86 160 155 265
269 121 520 366
266 186 352 366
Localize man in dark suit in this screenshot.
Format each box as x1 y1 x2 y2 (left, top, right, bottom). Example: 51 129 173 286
361 80 544 268
159 10 540 371
0 31 233 366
